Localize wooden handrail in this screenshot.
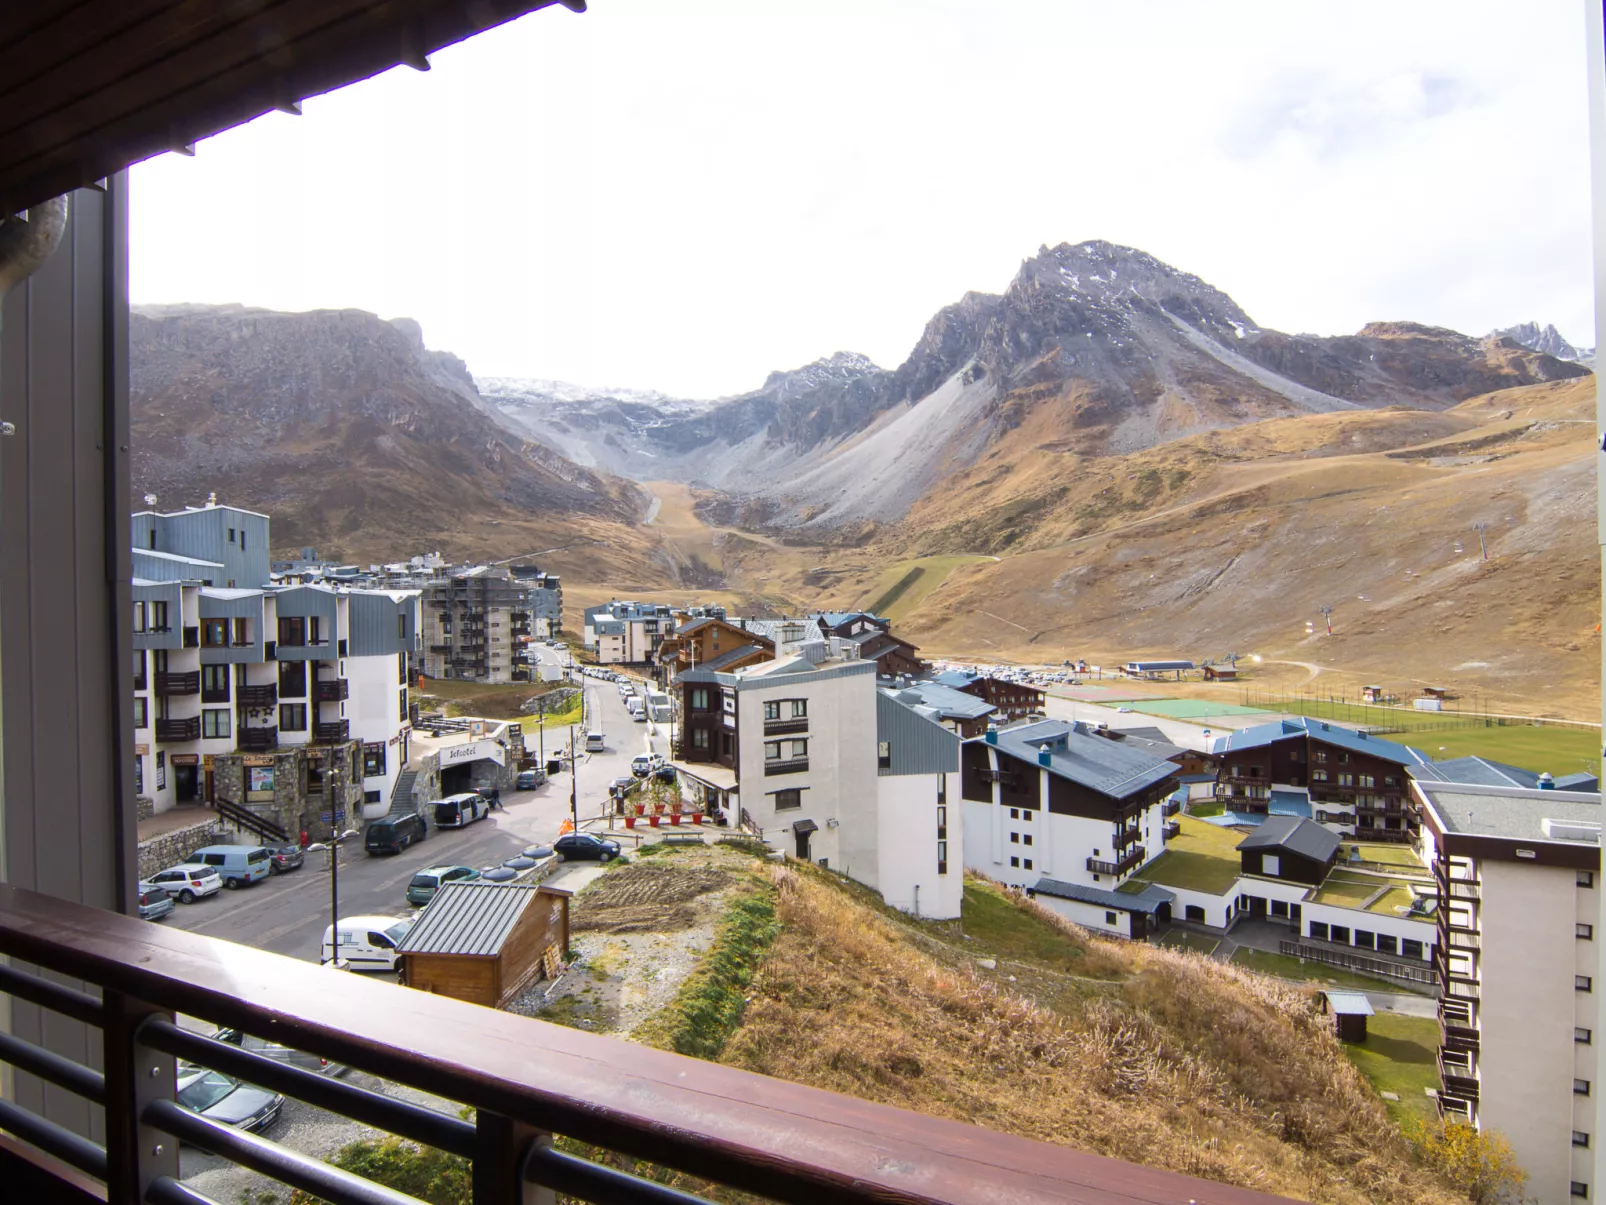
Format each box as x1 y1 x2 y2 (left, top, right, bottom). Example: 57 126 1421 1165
0 884 1292 1205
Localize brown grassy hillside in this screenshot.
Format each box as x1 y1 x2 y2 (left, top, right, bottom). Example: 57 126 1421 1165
717 866 1468 1205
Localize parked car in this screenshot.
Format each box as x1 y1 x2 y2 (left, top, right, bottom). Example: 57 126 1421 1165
146 863 222 904
209 1027 345 1077
610 776 639 798
630 754 655 777
137 883 174 921
516 768 546 790
268 845 304 874
406 865 481 907
653 765 677 784
554 832 622 863
433 793 489 829
365 812 427 855
190 844 272 889
321 916 413 970
176 1067 283 1135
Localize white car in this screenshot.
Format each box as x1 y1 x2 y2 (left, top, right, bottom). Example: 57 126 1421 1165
146 863 223 904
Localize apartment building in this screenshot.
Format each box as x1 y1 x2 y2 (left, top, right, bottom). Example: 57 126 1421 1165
959 719 1179 937
935 670 1045 723
132 498 271 589
672 647 962 918
1212 717 1423 842
509 564 563 638
656 616 775 680
421 567 535 682
1415 780 1603 1205
583 600 676 664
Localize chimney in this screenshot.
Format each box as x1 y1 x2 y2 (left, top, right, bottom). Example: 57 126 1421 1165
1038 744 1052 767
1539 772 1556 790
985 729 998 745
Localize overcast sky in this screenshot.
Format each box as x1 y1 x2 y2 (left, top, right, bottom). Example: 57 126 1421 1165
130 0 1595 398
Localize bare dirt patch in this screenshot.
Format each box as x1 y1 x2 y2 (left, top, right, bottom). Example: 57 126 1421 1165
571 864 733 935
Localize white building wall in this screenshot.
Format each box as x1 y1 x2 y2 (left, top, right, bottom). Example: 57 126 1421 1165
864 772 961 920
1034 894 1138 939
1478 858 1591 1205
348 651 408 819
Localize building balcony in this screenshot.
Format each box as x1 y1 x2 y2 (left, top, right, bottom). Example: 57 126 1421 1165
238 683 277 708
154 717 200 742
313 678 349 702
764 757 809 776
1113 827 1142 851
313 720 349 743
153 671 199 696
764 718 809 736
1436 1091 1476 1123
237 726 278 753
0 883 1260 1205
1087 848 1145 877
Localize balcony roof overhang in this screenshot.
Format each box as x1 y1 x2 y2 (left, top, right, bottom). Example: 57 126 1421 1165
0 0 584 215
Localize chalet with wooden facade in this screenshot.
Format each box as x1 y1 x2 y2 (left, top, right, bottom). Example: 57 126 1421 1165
935 670 1045 723
656 616 774 681
1236 816 1340 886
878 681 996 738
1212 718 1424 843
396 880 571 1008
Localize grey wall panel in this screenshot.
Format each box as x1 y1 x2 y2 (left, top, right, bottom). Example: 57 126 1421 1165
876 692 960 776
1 179 131 1138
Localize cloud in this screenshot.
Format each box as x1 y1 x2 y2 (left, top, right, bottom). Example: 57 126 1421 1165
1221 71 1485 161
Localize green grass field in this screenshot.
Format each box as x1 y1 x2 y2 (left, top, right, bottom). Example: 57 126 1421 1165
1254 698 1599 777
1341 1012 1443 1125
1124 817 1243 894
1158 930 1220 956
1130 698 1271 719
855 555 993 626
1228 947 1432 995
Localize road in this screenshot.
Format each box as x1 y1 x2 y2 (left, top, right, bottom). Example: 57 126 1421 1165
163 645 665 965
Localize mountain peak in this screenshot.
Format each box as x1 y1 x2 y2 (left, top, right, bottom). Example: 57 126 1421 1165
1490 321 1592 363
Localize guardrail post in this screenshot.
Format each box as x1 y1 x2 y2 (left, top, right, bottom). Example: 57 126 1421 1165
101 994 176 1203
475 1110 551 1205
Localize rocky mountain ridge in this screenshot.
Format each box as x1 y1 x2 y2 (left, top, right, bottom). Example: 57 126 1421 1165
480 240 1588 531
1491 320 1593 363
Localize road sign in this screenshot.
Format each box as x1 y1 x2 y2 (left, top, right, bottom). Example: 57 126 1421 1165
320 811 345 823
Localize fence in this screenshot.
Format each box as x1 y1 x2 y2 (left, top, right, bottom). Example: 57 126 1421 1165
1237 688 1599 735
1278 939 1437 987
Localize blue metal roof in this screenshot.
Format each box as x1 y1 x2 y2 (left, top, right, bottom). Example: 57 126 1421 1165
1201 810 1267 828
1268 790 1313 818
1030 877 1175 914
1409 755 1600 794
972 719 1176 800
933 670 978 688
1214 717 1425 765
882 681 995 721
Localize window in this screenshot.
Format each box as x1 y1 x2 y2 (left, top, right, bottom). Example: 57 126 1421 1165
1579 1028 1593 1045
280 703 307 732
1315 749 1327 763
790 699 807 718
764 701 781 721
1376 934 1397 956
151 600 168 630
228 527 236 544
201 664 230 702
1312 770 1328 782
133 697 148 729
1572 1183 1589 1199
1575 1132 1591 1149
156 752 166 789
133 601 147 632
202 619 228 647
202 710 231 739
363 743 386 778
240 529 247 551
1009 808 1019 819
936 805 946 837
279 660 306 696
1270 900 1288 918
1384 775 1399 787
1010 832 1019 844
1337 773 1354 787
692 728 710 750
1010 856 1019 868
1576 1080 1592 1096
133 650 147 690
1402 939 1424 960
691 688 709 710
1330 925 1350 945
1105 911 1117 925
1262 854 1281 876
1582 924 1596 940
1358 774 1374 788
233 617 249 645
1579 976 1594 993
1023 859 1033 870
1308 921 1329 941
774 789 801 811
765 741 783 761
937 841 947 875
878 741 891 769
399 689 408 720
1023 834 1033 847
1353 930 1374 950
789 739 807 758
278 616 306 646
134 755 144 794
1582 871 1597 888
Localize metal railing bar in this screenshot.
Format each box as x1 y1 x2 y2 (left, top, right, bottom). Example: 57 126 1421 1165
139 1018 475 1159
0 1028 107 1104
0 961 103 1025
526 1143 717 1205
142 1098 425 1205
0 1096 109 1181
146 1175 225 1205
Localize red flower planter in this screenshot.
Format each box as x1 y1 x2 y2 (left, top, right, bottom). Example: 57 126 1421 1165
624 815 636 830
691 813 703 826
649 815 661 828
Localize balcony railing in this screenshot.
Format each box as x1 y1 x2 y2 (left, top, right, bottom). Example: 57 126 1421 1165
153 672 199 697
763 718 809 736
1087 847 1145 877
237 727 278 753
313 720 349 743
154 717 200 742
0 883 1283 1205
764 757 809 776
238 684 278 708
1113 827 1142 851
314 678 349 702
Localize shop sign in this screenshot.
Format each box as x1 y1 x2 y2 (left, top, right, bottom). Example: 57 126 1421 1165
242 755 274 767
134 744 149 756
170 754 200 766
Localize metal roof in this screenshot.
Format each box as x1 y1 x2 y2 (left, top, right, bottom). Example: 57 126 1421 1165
395 881 544 957
1322 990 1374 1016
1409 755 1598 793
1235 816 1340 863
1268 790 1313 819
882 682 995 721
698 644 770 672
1031 877 1174 914
973 719 1176 800
1125 660 1194 671
1214 717 1426 765
1414 781 1604 841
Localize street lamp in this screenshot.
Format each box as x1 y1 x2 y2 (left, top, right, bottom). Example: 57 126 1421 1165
307 827 360 966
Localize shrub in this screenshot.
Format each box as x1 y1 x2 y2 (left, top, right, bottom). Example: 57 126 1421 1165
1410 1118 1530 1204
286 1136 470 1205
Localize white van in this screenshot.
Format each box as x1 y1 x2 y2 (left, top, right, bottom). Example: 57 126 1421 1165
321 916 412 971
432 792 489 829
584 730 606 752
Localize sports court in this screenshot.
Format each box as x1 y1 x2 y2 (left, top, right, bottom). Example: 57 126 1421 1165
1126 699 1271 719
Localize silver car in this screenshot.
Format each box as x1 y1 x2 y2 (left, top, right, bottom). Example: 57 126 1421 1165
176 1067 283 1134
210 1027 346 1077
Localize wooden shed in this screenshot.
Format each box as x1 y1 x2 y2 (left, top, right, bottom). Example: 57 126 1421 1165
1320 990 1374 1042
397 881 571 1008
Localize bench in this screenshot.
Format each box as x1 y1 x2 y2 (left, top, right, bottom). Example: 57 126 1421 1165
661 833 706 847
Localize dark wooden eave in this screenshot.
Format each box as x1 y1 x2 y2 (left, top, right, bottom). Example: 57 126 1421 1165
0 0 583 215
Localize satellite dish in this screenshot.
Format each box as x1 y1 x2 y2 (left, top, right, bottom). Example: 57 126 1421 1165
143 493 157 507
